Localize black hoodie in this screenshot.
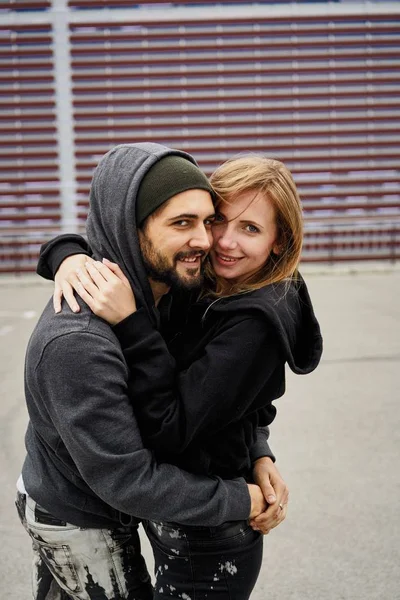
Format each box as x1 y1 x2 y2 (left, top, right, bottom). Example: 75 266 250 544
111 274 322 479
22 143 251 528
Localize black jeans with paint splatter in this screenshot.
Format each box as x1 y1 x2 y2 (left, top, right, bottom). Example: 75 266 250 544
145 520 263 600
16 491 153 600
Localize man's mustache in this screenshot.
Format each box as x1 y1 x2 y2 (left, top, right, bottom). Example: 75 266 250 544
175 250 207 261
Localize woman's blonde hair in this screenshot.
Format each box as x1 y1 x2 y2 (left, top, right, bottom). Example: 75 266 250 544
204 154 303 297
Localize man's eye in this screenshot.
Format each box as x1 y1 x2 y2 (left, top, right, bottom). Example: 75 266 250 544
174 220 189 227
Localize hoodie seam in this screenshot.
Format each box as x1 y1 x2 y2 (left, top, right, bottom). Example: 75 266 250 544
33 329 123 375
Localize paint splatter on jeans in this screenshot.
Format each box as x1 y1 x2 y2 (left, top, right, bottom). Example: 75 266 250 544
15 491 153 600
145 520 263 600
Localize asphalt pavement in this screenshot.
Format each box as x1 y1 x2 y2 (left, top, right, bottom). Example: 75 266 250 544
1 265 399 600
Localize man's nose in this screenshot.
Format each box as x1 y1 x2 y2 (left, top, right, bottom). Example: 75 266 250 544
189 225 212 251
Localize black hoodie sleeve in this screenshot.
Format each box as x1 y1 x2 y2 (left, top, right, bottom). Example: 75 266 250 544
113 308 281 454
32 328 250 525
37 234 92 280
250 427 275 463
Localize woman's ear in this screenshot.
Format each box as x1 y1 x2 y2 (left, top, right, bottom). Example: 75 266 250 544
272 242 281 256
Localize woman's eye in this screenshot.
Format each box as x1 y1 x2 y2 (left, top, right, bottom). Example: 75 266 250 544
245 224 260 233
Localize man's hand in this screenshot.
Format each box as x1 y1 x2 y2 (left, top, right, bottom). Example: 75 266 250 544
250 457 289 534
247 483 268 519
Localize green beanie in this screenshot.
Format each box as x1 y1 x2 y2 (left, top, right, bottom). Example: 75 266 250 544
136 155 214 227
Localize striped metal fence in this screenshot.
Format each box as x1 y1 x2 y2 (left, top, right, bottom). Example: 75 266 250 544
1 0 399 272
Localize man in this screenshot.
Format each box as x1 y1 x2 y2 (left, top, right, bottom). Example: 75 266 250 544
19 143 287 600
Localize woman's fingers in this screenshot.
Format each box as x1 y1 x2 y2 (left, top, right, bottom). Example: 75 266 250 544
53 254 93 314
250 497 288 534
102 258 131 287
76 267 100 299
53 284 63 314
54 280 81 313
84 261 110 289
74 281 96 312
63 278 81 313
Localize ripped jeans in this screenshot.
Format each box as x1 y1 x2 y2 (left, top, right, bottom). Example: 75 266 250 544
145 520 263 600
15 491 152 600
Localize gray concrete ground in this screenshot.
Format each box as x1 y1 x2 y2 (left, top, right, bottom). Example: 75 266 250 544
0 267 399 600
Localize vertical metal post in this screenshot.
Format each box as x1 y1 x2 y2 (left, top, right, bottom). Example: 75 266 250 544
51 0 77 232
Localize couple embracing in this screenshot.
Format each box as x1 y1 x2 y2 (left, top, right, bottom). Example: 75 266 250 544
16 143 322 600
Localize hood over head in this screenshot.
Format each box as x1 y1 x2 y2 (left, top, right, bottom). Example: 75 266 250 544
206 274 322 375
86 142 210 327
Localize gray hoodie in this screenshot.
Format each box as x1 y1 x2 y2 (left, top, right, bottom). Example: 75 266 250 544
22 143 250 528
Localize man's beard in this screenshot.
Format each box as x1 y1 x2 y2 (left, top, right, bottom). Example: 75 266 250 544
139 232 205 291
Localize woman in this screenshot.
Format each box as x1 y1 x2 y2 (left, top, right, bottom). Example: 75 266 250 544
39 154 322 599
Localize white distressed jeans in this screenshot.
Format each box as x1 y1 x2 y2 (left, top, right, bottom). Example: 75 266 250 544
15 491 153 600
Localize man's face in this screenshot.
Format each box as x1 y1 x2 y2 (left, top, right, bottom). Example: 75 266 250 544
139 189 215 291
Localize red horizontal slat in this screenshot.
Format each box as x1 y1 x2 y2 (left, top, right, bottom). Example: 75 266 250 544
301 254 398 263
70 61 400 79
68 14 400 28
0 151 57 159
0 99 55 109
0 213 61 225
0 24 51 32
73 133 398 146
0 238 48 246
0 126 56 134
0 191 60 200
0 224 60 233
0 1 51 8
72 76 400 93
69 41 400 56
0 175 58 183
1 166 59 174
72 89 400 105
0 251 41 261
73 113 400 127
0 138 57 147
0 112 55 120
0 266 37 273
70 26 400 44
71 58 400 72
0 44 53 58
69 49 399 65
0 74 53 83
72 98 400 114
306 228 400 238
0 61 53 70
73 124 398 137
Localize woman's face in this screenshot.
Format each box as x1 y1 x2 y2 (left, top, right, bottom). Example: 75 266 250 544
210 190 280 283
